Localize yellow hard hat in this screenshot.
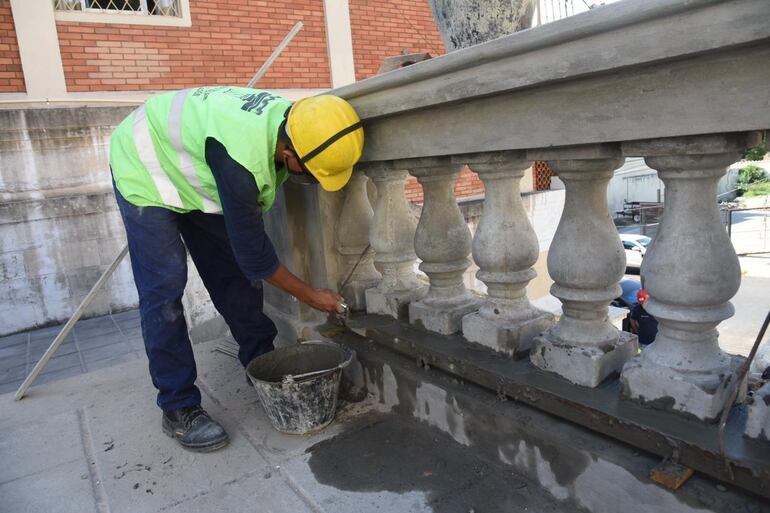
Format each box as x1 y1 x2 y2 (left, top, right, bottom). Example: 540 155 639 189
286 95 364 192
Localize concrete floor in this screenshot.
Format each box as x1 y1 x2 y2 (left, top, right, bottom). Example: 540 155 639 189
1 338 567 513
0 309 144 395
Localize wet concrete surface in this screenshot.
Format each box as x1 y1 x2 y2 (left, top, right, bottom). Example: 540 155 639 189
337 314 770 501
307 414 564 513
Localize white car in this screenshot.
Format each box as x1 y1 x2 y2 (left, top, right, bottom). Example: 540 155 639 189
620 234 652 270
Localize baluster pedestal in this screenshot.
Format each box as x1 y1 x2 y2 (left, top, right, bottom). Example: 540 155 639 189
529 146 638 387
364 162 427 319
460 153 554 358
408 159 482 334
620 134 759 421
335 172 381 311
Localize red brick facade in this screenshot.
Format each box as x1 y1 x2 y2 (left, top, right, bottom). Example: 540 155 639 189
9 0 497 199
405 166 485 203
349 0 445 81
56 1 331 92
0 2 24 93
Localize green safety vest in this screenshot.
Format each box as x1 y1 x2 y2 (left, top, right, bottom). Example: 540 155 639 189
110 87 292 213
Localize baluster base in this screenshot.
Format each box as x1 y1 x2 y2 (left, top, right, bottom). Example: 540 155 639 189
366 285 428 320
745 383 770 440
620 351 746 422
463 309 555 359
342 278 382 312
410 294 482 335
531 330 638 387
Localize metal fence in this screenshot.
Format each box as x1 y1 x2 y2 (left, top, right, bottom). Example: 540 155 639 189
53 0 180 17
535 0 580 25
726 206 770 255
615 204 662 238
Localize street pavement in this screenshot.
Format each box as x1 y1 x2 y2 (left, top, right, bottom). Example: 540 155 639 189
720 254 770 356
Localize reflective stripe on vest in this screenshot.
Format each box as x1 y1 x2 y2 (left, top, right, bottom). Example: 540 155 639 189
168 90 221 214
132 104 184 209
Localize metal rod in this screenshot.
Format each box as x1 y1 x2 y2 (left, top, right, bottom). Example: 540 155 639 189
718 309 770 479
246 21 303 88
14 245 129 401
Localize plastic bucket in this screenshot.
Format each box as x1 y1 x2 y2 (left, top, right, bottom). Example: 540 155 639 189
246 340 353 434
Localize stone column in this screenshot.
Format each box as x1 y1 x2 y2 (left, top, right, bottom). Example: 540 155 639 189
363 162 427 319
460 152 555 358
620 133 760 421
407 158 482 334
335 171 381 311
529 145 638 387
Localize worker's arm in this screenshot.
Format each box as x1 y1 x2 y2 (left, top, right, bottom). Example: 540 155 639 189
206 138 343 313
265 264 343 313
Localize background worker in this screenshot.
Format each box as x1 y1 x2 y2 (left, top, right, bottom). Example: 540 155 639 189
109 87 364 452
629 288 659 346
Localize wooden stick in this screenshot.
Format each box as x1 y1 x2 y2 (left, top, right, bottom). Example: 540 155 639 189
14 245 129 401
246 22 303 88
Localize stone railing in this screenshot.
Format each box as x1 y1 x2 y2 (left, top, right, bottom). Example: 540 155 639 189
320 0 770 436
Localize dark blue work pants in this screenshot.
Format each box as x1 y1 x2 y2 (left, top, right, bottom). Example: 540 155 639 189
114 186 277 411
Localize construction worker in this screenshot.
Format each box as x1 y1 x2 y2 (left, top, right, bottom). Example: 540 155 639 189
109 87 364 452
629 289 658 346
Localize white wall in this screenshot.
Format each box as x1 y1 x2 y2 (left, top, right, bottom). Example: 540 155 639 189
606 158 663 218
607 157 767 217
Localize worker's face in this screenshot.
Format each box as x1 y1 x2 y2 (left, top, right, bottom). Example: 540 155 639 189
282 149 319 184
282 149 307 174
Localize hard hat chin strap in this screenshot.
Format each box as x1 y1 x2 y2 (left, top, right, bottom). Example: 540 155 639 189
300 122 363 165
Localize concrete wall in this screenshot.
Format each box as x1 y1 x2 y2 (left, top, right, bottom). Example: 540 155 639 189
0 106 220 338
1 189 136 336
0 106 134 335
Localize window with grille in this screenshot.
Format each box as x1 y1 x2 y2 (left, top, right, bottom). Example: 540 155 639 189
53 0 181 17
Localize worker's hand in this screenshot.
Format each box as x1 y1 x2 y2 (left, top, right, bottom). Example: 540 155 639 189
305 288 345 314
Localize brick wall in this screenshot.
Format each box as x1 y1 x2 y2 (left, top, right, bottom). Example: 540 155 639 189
349 0 445 81
56 0 330 92
0 2 24 93
405 166 485 203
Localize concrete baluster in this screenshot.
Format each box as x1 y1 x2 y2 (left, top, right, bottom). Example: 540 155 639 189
620 133 760 421
363 162 427 319
335 171 381 311
529 145 638 387
408 159 482 334
460 152 555 358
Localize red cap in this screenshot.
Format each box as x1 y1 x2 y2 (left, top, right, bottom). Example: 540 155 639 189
637 289 650 304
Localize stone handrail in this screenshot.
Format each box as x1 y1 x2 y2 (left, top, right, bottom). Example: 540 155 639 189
328 0 770 429
333 0 769 161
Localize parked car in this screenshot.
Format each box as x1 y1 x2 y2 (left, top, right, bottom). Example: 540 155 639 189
611 278 642 309
620 234 652 270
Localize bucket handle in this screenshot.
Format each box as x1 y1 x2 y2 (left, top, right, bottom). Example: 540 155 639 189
281 341 354 384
